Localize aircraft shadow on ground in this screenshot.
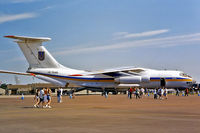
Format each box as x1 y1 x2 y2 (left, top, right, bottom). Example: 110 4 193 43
22 106 34 109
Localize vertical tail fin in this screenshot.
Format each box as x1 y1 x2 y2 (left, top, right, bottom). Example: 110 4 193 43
4 35 63 69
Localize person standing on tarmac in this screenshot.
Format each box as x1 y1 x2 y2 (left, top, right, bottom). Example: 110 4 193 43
140 88 145 98
133 88 136 98
128 88 130 98
144 88 148 96
185 88 189 96
153 89 157 99
38 88 45 108
129 87 133 99
46 88 52 108
57 88 62 103
160 88 164 100
158 88 161 99
135 88 140 99
33 89 40 108
60 88 63 102
44 88 48 106
164 88 168 99
176 88 180 96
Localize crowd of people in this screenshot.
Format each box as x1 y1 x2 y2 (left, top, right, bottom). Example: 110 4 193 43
153 88 168 100
33 88 52 108
33 87 75 108
175 88 197 96
127 87 199 100
128 88 145 99
32 87 199 108
128 87 168 100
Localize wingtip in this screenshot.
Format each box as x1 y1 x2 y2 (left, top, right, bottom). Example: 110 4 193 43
4 35 15 38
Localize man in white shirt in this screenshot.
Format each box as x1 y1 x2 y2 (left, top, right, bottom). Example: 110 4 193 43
140 88 145 98
38 88 45 108
153 89 157 99
160 88 164 100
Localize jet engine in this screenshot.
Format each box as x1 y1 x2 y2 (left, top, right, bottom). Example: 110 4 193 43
115 76 150 84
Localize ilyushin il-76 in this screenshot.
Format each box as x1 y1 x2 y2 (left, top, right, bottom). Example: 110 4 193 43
0 35 195 93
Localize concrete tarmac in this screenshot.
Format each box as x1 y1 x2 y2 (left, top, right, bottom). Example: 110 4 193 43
0 94 200 133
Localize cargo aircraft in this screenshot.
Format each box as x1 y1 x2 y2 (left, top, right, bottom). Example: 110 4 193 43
0 35 195 92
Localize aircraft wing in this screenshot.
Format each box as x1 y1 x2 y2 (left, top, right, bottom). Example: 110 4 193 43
86 66 135 74
85 66 146 76
0 70 33 76
0 70 68 86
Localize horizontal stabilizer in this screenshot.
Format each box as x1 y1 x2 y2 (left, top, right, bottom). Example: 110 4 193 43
4 35 51 42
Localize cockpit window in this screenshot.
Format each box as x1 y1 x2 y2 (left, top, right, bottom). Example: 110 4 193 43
180 73 192 78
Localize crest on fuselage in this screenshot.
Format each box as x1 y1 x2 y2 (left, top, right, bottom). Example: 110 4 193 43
38 51 45 61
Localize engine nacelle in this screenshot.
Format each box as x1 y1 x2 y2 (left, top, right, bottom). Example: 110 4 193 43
115 76 150 84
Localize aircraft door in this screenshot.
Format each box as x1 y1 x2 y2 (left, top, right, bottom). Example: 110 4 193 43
160 78 166 87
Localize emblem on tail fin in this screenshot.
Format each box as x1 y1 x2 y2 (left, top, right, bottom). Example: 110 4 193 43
38 51 45 61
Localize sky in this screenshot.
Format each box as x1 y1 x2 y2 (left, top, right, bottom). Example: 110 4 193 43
0 0 200 84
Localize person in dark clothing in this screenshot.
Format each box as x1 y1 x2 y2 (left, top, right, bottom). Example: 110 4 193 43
185 88 189 96
144 88 148 96
153 89 157 99
135 88 140 99
157 88 161 99
57 88 62 103
128 88 130 98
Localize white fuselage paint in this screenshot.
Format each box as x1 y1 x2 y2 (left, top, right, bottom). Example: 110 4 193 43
28 67 194 89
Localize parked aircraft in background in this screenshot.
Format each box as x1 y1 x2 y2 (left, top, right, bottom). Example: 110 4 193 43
0 35 195 93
